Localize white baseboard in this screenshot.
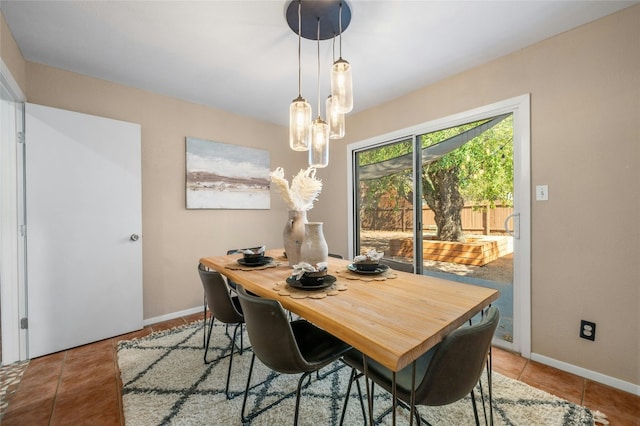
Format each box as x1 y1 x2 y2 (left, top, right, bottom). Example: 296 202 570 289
531 353 640 396
143 306 202 327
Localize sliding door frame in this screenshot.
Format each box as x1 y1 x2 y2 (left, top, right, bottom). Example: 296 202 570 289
347 95 531 356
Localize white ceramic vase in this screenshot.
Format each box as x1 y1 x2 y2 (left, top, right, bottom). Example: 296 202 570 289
300 222 328 267
283 210 307 267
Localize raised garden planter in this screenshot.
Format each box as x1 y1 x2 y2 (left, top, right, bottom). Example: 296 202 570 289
388 235 512 266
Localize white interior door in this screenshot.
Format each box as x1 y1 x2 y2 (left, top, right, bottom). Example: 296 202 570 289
25 103 142 358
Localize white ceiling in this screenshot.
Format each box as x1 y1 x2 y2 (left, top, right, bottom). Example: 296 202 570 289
1 1 636 126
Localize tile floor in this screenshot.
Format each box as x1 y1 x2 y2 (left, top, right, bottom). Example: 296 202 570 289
2 313 639 425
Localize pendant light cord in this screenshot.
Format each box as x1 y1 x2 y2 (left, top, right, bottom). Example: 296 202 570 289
332 33 336 63
316 18 321 116
297 1 302 96
339 2 343 58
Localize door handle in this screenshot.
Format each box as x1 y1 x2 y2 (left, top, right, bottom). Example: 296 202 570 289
130 234 140 242
504 213 520 240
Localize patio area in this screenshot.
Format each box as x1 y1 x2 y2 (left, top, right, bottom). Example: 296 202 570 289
361 231 514 283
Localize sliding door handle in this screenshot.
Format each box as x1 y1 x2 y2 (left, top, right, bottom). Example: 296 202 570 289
504 213 520 240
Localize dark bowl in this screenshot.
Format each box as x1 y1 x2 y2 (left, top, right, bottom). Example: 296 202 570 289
354 261 380 272
242 254 265 264
300 272 327 286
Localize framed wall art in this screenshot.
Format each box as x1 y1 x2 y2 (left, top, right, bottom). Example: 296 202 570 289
186 137 270 209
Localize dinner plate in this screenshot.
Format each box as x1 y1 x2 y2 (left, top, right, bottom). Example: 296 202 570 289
347 263 390 275
237 256 273 267
286 275 336 291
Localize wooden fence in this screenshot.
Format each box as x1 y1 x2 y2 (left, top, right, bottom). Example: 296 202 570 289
362 204 514 236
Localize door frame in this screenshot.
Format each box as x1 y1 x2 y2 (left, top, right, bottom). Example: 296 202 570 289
347 94 531 357
1 59 27 364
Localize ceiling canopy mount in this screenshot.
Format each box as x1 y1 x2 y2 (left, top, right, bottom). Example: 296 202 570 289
285 0 351 41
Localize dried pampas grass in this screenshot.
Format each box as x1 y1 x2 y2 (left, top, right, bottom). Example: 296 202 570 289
270 167 322 211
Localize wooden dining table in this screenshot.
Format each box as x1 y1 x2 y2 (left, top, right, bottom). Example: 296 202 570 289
199 249 499 424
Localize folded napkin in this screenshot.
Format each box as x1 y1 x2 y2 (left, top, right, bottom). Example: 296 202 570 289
353 249 383 263
291 262 328 280
241 246 266 255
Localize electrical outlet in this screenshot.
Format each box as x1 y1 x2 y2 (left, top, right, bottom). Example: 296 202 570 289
580 320 596 341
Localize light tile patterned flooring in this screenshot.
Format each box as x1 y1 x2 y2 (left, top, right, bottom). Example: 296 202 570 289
1 312 639 425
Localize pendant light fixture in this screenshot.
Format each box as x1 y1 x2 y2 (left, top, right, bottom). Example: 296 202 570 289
327 36 345 139
309 18 329 168
326 95 345 139
285 0 352 162
330 2 353 113
289 1 311 151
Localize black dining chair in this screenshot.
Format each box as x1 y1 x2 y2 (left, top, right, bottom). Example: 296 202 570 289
340 306 499 426
199 249 246 344
199 247 259 328
236 285 352 426
225 247 259 292
197 263 246 399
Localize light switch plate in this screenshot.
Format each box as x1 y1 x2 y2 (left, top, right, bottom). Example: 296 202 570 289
536 185 549 201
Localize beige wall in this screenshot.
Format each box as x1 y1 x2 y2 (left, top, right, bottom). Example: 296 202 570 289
1 11 27 93
3 8 310 323
2 5 638 387
318 5 640 387
23 64 310 320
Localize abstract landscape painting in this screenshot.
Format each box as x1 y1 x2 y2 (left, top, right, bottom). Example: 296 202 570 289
186 137 270 209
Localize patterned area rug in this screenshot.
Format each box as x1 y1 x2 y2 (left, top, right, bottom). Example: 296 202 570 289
118 321 597 425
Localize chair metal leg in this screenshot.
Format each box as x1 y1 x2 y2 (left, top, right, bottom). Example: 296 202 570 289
363 355 374 426
340 367 369 426
225 323 248 354
470 389 481 426
241 353 256 423
224 323 243 399
203 316 216 363
477 306 495 426
477 375 488 424
487 346 494 426
241 357 323 425
409 361 417 426
293 372 312 426
340 368 357 426
203 296 207 347
230 323 245 354
354 374 367 425
413 407 422 425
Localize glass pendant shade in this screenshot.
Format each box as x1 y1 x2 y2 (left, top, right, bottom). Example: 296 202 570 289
289 95 311 151
326 95 345 139
330 58 353 113
309 117 329 168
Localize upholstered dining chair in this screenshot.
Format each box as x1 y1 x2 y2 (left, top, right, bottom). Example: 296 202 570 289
200 249 246 345
236 285 352 426
225 247 256 292
340 306 499 426
197 263 246 399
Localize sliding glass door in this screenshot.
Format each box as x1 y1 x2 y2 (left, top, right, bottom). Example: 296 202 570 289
350 96 530 353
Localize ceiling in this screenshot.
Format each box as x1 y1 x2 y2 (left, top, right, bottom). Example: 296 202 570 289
1 1 636 127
